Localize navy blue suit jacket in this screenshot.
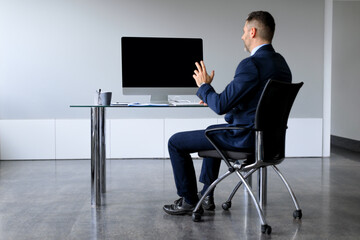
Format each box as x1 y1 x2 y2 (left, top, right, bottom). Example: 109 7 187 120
196 44 292 149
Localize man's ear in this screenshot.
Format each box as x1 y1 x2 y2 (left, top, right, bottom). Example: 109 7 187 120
250 27 256 38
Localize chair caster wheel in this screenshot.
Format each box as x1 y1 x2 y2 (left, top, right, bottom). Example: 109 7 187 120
222 201 231 210
192 212 202 222
293 209 302 219
261 224 272 234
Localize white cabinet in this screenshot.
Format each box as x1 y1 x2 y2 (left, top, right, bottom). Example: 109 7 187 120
0 118 323 160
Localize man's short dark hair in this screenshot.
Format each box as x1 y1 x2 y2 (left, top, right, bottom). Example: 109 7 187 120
246 11 275 42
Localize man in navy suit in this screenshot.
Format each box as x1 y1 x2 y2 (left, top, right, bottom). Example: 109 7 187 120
163 11 292 215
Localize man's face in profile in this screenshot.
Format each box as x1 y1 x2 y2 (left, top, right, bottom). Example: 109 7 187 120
241 21 251 53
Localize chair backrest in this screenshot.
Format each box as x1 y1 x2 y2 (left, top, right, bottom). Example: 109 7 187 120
255 80 303 162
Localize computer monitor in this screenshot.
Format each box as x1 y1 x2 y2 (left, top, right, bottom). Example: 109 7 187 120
121 37 203 103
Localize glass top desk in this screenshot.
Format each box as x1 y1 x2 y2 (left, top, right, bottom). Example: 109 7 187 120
70 104 207 206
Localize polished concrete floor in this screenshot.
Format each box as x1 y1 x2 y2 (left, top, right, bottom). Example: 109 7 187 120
0 147 360 240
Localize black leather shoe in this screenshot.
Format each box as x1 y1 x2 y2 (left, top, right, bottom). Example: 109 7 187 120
163 198 198 215
198 192 215 210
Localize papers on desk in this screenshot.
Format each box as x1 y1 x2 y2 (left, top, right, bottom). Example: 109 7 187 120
127 102 169 107
110 102 205 107
170 102 204 106
111 102 168 106
111 102 129 106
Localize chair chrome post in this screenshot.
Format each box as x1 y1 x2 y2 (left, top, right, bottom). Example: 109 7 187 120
258 167 267 209
255 131 264 163
91 107 106 206
255 131 267 209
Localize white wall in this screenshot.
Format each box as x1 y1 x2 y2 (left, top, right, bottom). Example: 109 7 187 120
0 0 324 119
332 0 360 141
0 0 327 159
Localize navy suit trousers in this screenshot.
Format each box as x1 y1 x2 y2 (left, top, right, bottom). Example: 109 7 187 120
168 125 228 204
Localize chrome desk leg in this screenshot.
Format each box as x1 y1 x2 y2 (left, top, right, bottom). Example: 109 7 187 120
99 108 106 194
91 107 106 206
258 167 267 210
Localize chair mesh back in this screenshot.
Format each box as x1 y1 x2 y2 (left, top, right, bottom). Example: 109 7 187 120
255 80 303 161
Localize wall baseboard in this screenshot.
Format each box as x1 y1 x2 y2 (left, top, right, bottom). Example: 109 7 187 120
331 135 360 152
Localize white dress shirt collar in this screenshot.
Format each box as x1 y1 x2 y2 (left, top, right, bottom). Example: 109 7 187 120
251 44 269 56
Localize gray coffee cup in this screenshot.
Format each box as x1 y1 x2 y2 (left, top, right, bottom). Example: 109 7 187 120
99 92 112 105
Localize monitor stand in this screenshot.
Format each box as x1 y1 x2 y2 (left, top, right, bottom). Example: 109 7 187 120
150 94 168 104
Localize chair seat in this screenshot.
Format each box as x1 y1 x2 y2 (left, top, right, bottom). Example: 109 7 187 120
198 150 253 161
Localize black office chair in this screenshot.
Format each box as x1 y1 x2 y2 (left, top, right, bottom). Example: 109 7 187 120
192 79 304 234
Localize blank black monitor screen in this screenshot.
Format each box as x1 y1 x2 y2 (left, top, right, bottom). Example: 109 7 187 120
121 37 203 88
